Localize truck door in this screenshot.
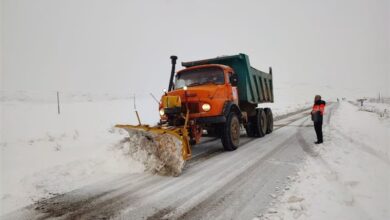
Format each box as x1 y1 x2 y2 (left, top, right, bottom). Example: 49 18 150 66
228 72 239 105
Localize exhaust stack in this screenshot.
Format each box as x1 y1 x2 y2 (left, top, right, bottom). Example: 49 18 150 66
168 55 178 92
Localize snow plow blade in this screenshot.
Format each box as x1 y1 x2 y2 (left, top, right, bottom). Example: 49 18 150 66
115 124 191 176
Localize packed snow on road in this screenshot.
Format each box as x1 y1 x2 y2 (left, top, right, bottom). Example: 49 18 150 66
1 91 389 220
0 91 311 216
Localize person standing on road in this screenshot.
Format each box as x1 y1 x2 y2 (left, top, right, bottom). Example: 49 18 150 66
311 95 326 144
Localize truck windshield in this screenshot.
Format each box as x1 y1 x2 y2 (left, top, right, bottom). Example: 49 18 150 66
174 67 225 89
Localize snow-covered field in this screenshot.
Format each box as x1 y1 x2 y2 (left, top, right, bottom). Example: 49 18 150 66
0 91 311 216
0 91 159 215
261 101 390 220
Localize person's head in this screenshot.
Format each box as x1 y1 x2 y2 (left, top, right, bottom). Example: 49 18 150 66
314 95 321 102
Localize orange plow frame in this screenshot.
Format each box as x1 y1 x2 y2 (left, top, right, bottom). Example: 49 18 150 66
115 111 192 161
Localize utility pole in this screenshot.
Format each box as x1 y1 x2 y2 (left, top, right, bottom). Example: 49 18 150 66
133 93 141 125
57 91 60 115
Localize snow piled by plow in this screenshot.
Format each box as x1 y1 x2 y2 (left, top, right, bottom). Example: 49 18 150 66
114 128 185 176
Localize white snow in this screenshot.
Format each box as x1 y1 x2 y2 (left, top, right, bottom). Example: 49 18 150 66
261 101 390 220
0 91 311 216
0 91 155 215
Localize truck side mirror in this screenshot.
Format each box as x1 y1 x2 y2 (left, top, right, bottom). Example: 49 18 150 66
230 74 238 86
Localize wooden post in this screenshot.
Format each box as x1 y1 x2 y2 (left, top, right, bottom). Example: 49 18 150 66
133 94 141 125
135 110 141 125
133 94 136 110
57 91 60 114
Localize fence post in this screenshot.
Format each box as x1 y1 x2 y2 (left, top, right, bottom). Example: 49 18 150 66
57 91 60 114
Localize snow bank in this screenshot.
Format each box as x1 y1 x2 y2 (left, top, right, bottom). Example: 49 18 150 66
260 101 390 220
0 91 160 215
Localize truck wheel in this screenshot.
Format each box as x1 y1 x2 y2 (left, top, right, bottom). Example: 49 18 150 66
255 108 267 137
221 112 240 151
264 108 273 134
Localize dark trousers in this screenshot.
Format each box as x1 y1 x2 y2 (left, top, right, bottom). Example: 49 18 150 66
314 122 323 142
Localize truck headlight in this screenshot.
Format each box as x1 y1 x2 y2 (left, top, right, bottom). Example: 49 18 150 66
159 109 165 116
202 103 211 112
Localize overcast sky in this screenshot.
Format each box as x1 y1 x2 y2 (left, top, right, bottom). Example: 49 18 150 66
1 0 389 103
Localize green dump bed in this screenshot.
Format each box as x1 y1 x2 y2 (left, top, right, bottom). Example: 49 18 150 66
182 53 273 104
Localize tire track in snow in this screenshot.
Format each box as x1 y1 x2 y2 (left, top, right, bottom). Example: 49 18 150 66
2 106 316 220
176 119 310 220
176 131 301 219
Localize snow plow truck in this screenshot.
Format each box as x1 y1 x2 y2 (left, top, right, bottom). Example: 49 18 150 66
116 54 274 175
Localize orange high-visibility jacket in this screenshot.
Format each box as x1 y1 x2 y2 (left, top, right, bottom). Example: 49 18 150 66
312 100 326 115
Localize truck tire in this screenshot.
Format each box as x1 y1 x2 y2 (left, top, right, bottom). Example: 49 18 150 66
264 108 273 134
221 112 240 151
255 108 267 137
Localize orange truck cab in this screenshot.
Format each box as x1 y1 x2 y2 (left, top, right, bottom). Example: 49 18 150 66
159 54 274 151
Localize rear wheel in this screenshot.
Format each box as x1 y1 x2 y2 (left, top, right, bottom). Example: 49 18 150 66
264 108 273 134
255 108 267 137
246 108 267 138
221 112 240 151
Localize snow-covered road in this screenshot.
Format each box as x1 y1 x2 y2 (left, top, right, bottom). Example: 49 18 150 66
2 103 335 220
